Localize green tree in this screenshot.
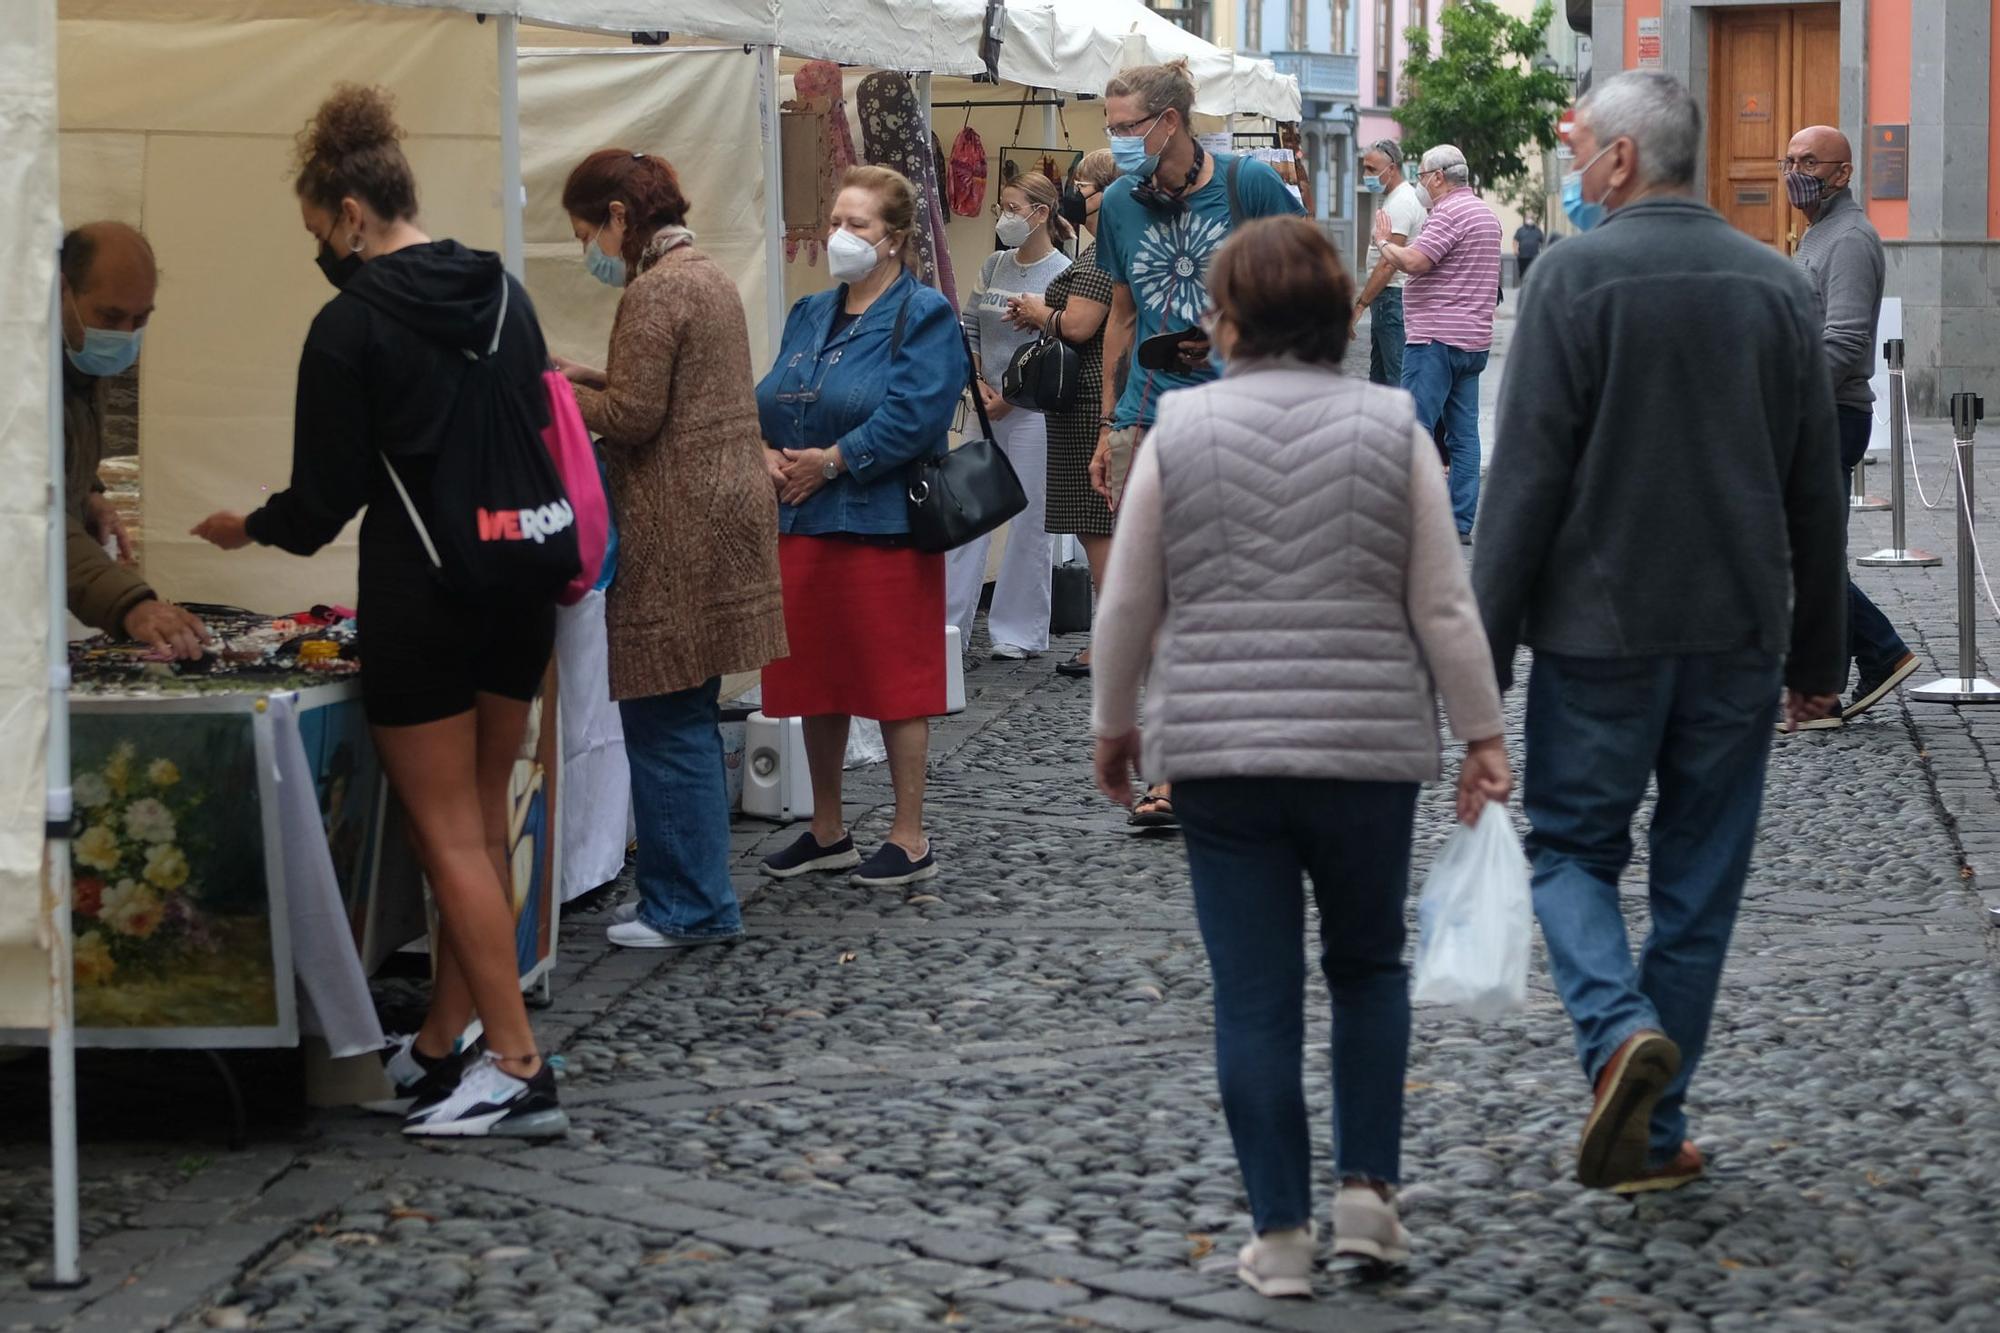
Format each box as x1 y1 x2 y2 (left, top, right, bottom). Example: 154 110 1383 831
1393 0 1571 192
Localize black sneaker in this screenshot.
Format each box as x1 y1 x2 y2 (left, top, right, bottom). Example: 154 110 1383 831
760 831 861 879
363 1034 466 1116
851 841 938 888
1845 652 1920 721
402 1053 568 1139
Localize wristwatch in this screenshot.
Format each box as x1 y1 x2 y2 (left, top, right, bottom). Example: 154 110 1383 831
821 451 842 482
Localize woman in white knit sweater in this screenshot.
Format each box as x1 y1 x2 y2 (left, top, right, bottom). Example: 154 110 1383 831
1092 217 1513 1295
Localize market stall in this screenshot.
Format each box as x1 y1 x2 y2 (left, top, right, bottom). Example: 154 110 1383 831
10 0 1301 1285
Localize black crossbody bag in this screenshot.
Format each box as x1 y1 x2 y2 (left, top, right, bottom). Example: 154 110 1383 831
883 295 1028 553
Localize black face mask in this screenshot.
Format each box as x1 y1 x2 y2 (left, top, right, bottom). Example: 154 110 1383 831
1058 186 1090 228
316 241 364 291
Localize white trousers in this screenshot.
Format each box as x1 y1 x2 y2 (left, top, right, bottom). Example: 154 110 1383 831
945 405 1053 653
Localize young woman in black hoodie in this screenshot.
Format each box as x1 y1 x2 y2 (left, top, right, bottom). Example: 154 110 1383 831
194 86 564 1139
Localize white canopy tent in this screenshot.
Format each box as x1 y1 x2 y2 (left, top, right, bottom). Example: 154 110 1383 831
997 0 1301 123
12 0 1300 1291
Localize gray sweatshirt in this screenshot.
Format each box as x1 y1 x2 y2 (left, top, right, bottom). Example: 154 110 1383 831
1793 188 1884 411
1473 196 1847 697
962 248 1070 391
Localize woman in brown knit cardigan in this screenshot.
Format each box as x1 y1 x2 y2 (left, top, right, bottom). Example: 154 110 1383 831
557 149 787 950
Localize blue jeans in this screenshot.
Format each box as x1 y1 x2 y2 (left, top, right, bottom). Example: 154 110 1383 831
1175 777 1419 1232
1839 406 1911 684
1402 340 1488 534
1367 288 1406 387
1523 650 1779 1166
619 677 741 939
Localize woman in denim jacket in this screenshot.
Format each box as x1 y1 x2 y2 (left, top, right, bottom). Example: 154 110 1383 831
755 166 967 889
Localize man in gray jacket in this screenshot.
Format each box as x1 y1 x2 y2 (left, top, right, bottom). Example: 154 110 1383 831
1786 125 1918 725
1473 71 1846 1195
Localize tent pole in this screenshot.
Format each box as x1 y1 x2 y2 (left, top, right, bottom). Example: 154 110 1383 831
756 45 786 360
41 255 83 1292
497 14 526 280
1042 92 1058 150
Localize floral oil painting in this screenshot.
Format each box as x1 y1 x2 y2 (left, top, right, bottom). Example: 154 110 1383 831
69 711 286 1037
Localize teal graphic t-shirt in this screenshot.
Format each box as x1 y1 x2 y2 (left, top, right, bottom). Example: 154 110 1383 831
1094 151 1305 428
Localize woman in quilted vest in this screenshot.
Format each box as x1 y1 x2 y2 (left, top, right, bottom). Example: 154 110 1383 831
1091 217 1513 1292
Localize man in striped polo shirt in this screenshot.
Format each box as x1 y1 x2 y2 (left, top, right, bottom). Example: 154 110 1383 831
1373 144 1503 540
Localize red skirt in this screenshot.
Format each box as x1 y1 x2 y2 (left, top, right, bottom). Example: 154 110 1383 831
761 534 947 722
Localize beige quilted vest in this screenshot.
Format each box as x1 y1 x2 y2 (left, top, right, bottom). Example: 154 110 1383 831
1144 361 1441 784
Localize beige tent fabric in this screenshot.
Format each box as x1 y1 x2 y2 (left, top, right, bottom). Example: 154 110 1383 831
0 2 59 1024
520 46 771 373
58 3 501 611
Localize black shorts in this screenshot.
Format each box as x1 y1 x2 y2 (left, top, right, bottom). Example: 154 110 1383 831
358 550 556 728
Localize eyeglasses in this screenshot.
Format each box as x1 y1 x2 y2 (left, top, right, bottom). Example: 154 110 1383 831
1779 155 1848 172
990 202 1043 220
1106 110 1164 138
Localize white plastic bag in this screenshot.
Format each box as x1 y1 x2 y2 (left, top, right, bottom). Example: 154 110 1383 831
1411 803 1531 1019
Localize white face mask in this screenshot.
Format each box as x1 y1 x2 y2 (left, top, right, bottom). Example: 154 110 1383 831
994 210 1036 249
827 228 886 283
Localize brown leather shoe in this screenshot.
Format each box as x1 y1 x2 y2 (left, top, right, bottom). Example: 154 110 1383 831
1610 1139 1705 1195
1577 1030 1681 1189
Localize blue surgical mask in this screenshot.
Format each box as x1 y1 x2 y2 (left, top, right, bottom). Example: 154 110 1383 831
1109 134 1160 180
585 227 626 287
1561 144 1616 233
1362 174 1386 194
64 298 143 378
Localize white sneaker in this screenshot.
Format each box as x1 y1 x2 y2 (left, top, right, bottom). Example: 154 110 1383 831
403 1053 567 1139
990 643 1031 661
1236 1223 1316 1299
361 1033 461 1116
606 918 741 949
1331 1185 1410 1268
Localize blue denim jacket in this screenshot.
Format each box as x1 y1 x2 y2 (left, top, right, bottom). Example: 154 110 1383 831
756 272 967 537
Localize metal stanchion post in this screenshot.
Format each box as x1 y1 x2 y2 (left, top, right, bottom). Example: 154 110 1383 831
1851 456 1891 510
1860 339 1942 567
1911 392 2000 703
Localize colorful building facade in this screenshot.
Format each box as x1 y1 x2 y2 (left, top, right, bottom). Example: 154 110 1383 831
1591 0 1999 413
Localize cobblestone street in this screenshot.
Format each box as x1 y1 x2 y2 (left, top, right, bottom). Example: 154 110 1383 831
8 385 2000 1331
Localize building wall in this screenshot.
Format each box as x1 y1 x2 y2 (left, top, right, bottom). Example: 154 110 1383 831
1594 0 2000 414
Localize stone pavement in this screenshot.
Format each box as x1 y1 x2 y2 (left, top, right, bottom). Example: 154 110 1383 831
8 338 2000 1331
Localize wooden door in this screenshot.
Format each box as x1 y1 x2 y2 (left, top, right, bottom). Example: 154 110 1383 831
1709 5 1843 251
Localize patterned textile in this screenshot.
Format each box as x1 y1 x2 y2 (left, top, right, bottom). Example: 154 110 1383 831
784 60 857 265
856 71 957 309
1042 242 1115 537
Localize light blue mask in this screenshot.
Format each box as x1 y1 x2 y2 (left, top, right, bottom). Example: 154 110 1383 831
65 323 143 378
585 228 626 287
1561 144 1615 233
1110 135 1161 180
1362 174 1386 194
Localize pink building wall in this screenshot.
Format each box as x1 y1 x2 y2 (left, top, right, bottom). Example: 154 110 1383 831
1357 0 1445 151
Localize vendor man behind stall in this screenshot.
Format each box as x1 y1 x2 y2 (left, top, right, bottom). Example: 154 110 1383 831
62 222 207 659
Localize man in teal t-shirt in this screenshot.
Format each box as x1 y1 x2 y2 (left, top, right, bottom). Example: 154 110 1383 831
1089 60 1304 830
1091 68 1304 475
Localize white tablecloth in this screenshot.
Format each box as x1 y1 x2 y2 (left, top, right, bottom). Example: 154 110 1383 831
268 693 383 1058
556 591 632 901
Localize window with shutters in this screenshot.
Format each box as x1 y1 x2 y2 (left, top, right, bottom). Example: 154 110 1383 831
1375 2 1393 104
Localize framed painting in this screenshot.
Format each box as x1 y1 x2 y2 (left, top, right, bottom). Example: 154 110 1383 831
56 696 296 1047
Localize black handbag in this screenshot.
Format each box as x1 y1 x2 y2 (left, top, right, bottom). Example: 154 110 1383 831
905 327 1030 553
1002 324 1081 412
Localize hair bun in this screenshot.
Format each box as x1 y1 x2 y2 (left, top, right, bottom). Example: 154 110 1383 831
302 84 404 163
